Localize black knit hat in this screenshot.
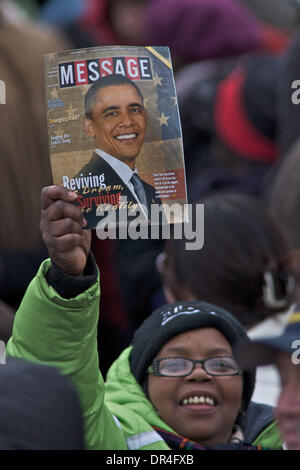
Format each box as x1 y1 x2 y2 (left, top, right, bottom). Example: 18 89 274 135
130 300 255 412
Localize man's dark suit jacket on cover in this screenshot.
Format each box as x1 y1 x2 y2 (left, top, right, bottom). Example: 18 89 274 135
74 153 162 229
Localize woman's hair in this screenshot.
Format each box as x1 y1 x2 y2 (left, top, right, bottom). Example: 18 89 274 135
163 193 295 328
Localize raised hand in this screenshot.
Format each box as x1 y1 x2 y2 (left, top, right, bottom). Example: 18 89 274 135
40 185 91 276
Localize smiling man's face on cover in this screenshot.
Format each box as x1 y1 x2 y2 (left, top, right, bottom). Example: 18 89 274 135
84 83 147 170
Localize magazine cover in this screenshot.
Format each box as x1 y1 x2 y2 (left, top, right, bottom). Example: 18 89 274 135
44 46 187 229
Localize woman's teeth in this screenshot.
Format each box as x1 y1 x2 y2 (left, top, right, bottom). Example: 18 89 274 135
182 396 215 406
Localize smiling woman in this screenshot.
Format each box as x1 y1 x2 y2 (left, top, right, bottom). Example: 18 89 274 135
147 328 243 446
127 300 260 449
6 186 283 450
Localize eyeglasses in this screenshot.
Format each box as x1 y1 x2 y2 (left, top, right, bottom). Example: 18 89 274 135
148 356 242 377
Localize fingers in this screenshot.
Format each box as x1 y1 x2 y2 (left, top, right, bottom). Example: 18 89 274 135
48 217 84 237
41 185 78 210
45 232 84 254
44 199 87 227
41 215 85 248
40 185 87 251
40 186 91 275
41 185 86 227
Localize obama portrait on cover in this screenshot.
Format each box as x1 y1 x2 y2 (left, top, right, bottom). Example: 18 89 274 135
76 74 161 227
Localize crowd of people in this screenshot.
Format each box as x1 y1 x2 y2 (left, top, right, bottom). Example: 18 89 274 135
1 0 300 451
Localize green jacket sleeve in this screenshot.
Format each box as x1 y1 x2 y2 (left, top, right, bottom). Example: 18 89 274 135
6 259 127 450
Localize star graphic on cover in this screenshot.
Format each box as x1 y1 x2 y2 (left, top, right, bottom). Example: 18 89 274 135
49 87 59 100
143 97 151 109
153 73 164 87
47 53 57 64
171 96 177 106
158 112 170 126
66 104 77 117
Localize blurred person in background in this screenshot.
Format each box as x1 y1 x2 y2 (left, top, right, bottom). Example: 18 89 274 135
37 0 146 48
264 26 300 300
176 22 300 207
267 139 300 302
0 1 69 342
177 53 280 203
238 307 300 450
37 0 291 65
241 0 300 33
272 26 300 162
143 0 290 72
0 358 84 449
156 192 299 406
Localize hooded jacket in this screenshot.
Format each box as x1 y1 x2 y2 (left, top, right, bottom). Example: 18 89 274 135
6 259 282 450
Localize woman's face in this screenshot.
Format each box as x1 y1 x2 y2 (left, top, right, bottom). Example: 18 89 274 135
148 328 243 446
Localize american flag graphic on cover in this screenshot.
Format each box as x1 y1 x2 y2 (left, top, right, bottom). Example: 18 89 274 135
44 46 187 230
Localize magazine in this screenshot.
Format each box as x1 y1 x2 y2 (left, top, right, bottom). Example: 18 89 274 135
44 45 187 230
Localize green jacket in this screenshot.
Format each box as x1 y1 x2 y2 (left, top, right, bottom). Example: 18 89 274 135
6 259 283 450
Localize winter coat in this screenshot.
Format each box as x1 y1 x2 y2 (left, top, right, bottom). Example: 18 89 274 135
6 259 283 450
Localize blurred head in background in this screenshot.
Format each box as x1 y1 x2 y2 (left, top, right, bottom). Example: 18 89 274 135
158 193 297 329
